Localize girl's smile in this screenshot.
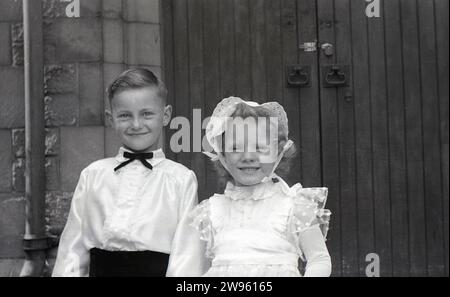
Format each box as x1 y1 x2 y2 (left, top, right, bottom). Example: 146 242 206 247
238 166 261 173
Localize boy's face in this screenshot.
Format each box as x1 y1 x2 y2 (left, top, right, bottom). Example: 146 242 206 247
108 87 171 153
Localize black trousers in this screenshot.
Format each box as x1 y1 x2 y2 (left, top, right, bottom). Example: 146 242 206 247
89 248 169 277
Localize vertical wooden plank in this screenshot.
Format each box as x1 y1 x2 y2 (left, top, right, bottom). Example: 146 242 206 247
334 0 358 277
317 0 342 277
350 0 375 277
283 0 302 273
203 0 222 198
281 0 301 186
250 0 267 101
234 0 252 100
187 0 207 201
218 0 236 98
161 0 176 161
265 0 295 183
297 0 321 187
172 0 191 169
417 0 445 276
435 0 449 277
383 0 410 276
367 0 392 277
264 0 283 103
400 0 427 276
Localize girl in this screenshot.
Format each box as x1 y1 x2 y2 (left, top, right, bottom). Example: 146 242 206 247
191 96 332 277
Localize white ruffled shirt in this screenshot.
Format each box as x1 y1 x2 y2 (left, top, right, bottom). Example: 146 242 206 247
52 147 207 277
190 177 332 277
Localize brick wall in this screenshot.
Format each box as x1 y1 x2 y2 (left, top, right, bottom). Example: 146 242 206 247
0 0 163 276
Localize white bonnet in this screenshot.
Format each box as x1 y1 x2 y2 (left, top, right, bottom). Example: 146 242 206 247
205 96 290 157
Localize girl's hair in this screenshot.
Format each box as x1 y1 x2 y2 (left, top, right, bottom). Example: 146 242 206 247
212 102 297 187
107 68 168 106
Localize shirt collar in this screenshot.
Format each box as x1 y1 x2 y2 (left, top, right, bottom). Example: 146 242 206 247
115 146 166 167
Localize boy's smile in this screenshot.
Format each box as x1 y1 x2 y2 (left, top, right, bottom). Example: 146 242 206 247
108 87 171 153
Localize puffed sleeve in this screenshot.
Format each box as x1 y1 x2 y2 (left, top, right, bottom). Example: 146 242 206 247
289 186 332 277
52 169 90 277
189 199 214 259
165 171 209 277
290 186 331 237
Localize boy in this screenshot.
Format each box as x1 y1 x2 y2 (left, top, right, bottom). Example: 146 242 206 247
52 68 206 277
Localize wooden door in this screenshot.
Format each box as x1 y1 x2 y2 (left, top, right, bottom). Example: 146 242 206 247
315 0 448 277
162 0 448 277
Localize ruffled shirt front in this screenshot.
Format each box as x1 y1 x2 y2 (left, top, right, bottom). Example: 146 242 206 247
190 177 332 277
52 147 207 277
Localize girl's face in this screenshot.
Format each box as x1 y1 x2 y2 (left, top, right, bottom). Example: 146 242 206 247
222 119 278 186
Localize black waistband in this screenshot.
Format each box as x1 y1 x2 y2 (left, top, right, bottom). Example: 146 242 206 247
89 248 169 277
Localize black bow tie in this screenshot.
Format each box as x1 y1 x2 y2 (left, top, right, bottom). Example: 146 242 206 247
114 151 154 172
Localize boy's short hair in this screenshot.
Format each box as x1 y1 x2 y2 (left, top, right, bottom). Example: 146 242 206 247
107 68 168 107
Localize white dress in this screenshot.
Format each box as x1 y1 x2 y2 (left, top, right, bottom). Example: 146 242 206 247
190 176 332 277
52 147 207 277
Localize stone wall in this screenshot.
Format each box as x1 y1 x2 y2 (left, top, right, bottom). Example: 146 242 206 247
0 0 163 276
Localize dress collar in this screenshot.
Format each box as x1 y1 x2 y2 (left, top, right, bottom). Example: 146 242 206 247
115 147 166 167
224 175 290 201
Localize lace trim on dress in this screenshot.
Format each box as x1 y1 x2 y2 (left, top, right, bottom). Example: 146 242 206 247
189 199 215 259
